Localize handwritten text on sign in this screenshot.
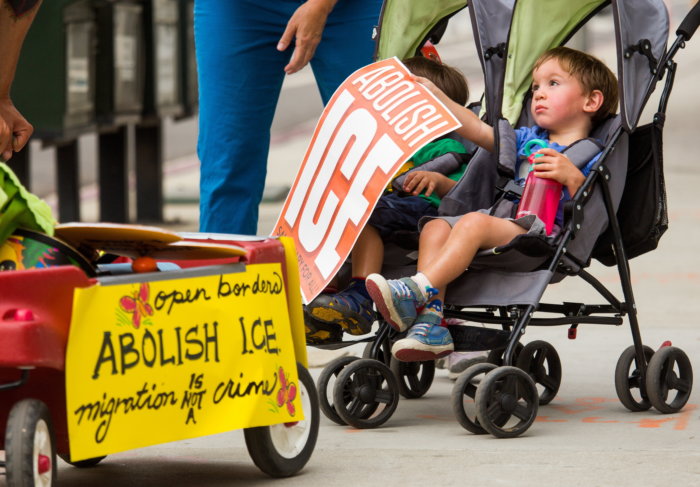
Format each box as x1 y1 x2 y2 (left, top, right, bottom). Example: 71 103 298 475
65 263 301 461
273 58 460 303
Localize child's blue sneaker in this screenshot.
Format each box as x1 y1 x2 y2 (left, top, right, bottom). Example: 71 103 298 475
365 274 434 332
306 281 375 335
391 301 454 362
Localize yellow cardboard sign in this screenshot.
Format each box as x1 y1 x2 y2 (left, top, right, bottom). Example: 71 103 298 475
65 263 301 461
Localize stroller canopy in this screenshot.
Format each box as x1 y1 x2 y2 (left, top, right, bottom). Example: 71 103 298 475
376 0 669 131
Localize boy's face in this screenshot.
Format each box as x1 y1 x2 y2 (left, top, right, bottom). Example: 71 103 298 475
530 58 596 133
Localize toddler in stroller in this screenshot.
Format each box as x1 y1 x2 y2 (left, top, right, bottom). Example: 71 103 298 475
317 0 696 438
367 46 618 362
305 55 475 339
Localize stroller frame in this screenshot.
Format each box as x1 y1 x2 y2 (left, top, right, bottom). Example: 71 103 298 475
314 0 698 438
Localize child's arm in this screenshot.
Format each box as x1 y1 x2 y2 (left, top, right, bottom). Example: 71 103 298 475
413 76 495 152
402 171 456 198
530 148 586 196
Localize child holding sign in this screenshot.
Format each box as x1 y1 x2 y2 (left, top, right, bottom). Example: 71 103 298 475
306 56 475 337
366 47 618 361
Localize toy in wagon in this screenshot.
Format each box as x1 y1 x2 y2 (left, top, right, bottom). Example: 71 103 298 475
0 162 319 486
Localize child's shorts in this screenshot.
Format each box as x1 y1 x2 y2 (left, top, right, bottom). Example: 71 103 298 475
368 192 438 239
419 211 548 238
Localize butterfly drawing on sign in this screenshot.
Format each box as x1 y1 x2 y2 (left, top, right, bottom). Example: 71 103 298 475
119 282 154 329
276 367 297 417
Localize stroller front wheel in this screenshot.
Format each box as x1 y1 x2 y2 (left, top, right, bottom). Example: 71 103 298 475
317 355 362 425
515 340 562 405
475 366 539 438
614 345 654 412
332 358 400 429
645 345 693 414
390 357 435 399
451 361 498 434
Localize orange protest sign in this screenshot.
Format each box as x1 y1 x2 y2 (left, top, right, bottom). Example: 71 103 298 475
273 57 461 303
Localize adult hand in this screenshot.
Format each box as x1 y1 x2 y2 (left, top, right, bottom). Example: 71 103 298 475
277 0 336 75
0 97 33 161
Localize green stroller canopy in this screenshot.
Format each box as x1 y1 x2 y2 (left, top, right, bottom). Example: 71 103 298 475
376 0 669 131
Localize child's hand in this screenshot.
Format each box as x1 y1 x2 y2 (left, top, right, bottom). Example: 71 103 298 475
531 148 586 196
402 170 453 198
411 75 450 105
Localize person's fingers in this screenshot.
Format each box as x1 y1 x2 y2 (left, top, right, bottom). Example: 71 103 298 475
0 126 11 161
402 173 417 192
13 130 31 153
277 21 296 52
411 75 430 85
413 177 429 195
285 37 318 74
12 120 33 152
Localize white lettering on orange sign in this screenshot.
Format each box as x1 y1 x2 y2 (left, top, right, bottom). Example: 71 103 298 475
274 57 461 303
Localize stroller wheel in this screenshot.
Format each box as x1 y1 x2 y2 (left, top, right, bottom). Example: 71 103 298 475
614 345 654 412
486 342 524 366
333 359 400 429
516 340 562 405
317 356 361 425
390 357 435 399
362 341 388 365
451 361 499 434
475 366 539 438
645 346 693 414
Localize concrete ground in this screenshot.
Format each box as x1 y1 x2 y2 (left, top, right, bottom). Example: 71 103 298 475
3 4 700 486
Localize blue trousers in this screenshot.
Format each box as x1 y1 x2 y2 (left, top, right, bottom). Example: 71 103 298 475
194 0 382 234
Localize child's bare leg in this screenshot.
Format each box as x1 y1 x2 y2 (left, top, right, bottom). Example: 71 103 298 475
415 218 452 301
367 213 527 361
351 225 384 277
421 212 526 291
306 225 382 336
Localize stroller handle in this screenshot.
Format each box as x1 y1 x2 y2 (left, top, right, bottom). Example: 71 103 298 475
677 1 700 41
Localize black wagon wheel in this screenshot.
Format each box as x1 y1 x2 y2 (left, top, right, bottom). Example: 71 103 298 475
5 399 57 487
317 355 362 425
475 366 539 438
614 345 655 412
390 357 435 399
244 363 320 478
645 346 693 414
515 340 562 405
58 454 107 468
486 342 524 366
333 358 400 429
451 361 499 434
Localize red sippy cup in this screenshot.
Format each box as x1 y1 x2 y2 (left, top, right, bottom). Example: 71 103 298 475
515 139 562 235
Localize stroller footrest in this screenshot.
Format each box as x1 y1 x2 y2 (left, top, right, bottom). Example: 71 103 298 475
448 324 509 352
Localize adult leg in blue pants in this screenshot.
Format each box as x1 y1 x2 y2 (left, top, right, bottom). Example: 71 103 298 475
195 0 381 235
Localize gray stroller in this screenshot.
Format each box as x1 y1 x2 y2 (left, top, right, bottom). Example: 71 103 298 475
314 0 697 438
